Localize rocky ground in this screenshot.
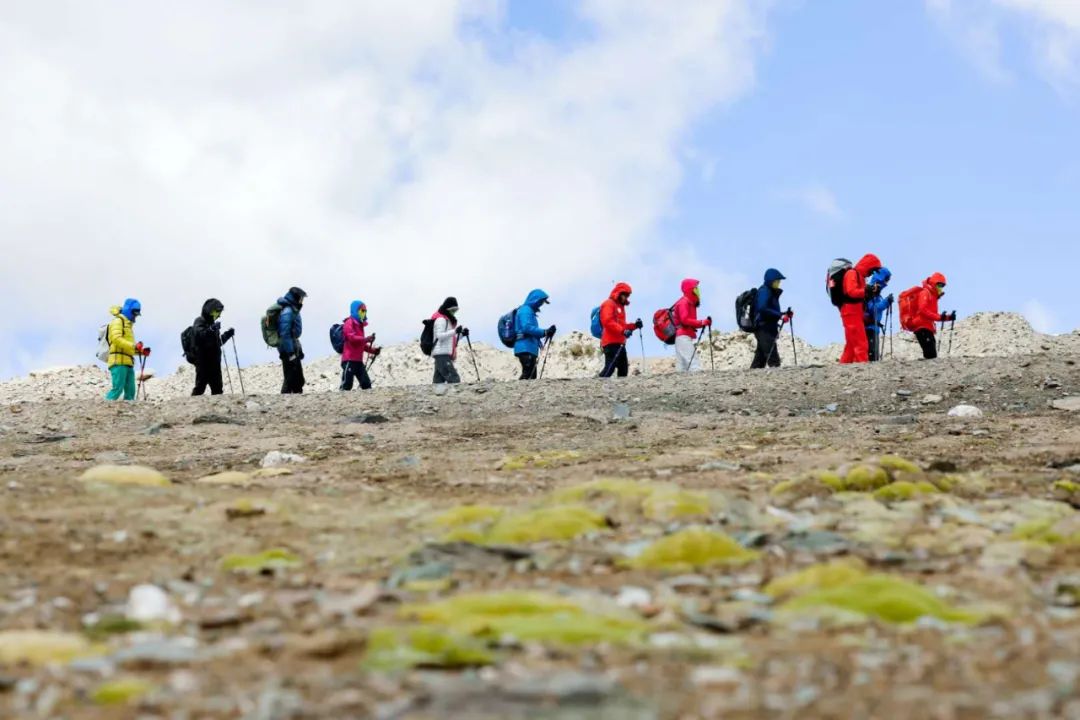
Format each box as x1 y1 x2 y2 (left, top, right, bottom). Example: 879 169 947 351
2 336 1080 718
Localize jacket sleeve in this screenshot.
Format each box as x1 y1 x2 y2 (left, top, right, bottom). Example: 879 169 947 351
278 307 295 355
917 290 942 327
755 287 781 322
110 318 135 356
843 270 866 301
434 317 456 341
519 307 546 339
193 319 218 349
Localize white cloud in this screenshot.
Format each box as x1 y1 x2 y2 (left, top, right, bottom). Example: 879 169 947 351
1022 298 1059 334
925 0 1012 84
788 183 845 221
0 1 773 378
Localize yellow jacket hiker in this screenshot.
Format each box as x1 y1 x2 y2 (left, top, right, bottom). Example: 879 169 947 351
105 299 145 401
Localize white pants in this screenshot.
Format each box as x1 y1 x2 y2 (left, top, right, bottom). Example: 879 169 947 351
675 335 697 372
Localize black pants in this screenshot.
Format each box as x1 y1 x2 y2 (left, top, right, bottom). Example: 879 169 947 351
281 355 305 394
915 329 938 360
866 329 880 362
192 359 224 395
433 355 461 384
600 344 628 377
340 360 372 391
750 328 780 369
516 353 538 380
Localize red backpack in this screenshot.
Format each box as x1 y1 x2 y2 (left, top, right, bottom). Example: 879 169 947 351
898 287 921 332
653 305 677 345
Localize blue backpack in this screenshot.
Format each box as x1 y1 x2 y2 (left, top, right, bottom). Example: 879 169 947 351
590 306 603 339
329 321 346 354
497 309 518 348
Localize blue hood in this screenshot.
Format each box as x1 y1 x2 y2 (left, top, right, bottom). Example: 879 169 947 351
120 298 141 321
524 289 549 310
350 300 366 322
869 267 892 287
763 268 785 285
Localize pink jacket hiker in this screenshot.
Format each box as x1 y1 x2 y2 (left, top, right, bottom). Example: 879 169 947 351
341 317 375 363
672 278 708 338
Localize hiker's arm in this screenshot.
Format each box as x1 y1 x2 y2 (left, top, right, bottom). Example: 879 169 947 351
278 309 295 355
756 288 782 321
843 270 866 301
112 321 135 355
434 317 456 341
522 310 546 338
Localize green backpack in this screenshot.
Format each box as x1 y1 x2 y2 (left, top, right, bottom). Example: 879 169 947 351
261 304 282 348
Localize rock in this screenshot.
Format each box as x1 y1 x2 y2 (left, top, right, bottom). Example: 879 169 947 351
126 584 181 624
879 415 918 426
245 400 263 412
896 390 913 397
260 451 306 468
502 672 617 703
80 464 171 487
192 413 245 426
611 403 632 421
1052 397 1080 412
615 586 652 610
948 404 983 418
317 583 381 617
824 403 839 413
92 451 128 464
922 394 944 404
0 631 92 666
113 637 201 668
398 455 421 469
197 471 252 486
197 609 252 630
344 414 389 424
692 666 745 687
699 460 742 472
142 422 171 435
433 384 449 396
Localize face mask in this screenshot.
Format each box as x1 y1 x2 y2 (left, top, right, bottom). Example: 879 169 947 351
692 287 701 300
771 280 782 290
448 307 459 315
211 310 221 321
358 311 367 322
936 284 946 297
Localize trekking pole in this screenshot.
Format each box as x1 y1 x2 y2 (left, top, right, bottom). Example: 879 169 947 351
366 354 379 374
788 311 799 367
948 314 956 357
887 305 894 359
136 354 149 401
230 337 245 396
539 336 554 380
600 343 627 378
937 318 945 356
639 331 647 375
221 339 235 395
707 324 715 372
465 336 481 382
686 327 705 371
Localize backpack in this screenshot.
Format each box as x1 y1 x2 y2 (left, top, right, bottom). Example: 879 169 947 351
898 287 921 332
96 324 111 364
420 318 436 356
261 304 283 347
652 306 678 345
329 321 346 355
180 326 197 364
826 258 854 307
735 289 757 333
590 306 603 339
497 308 518 348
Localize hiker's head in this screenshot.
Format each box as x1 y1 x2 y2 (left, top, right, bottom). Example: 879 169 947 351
611 282 632 306
440 296 459 317
121 298 141 322
202 298 224 321
288 287 307 309
351 300 367 323
855 254 882 276
928 272 947 297
681 278 700 302
764 268 785 290
869 267 892 288
525 289 549 311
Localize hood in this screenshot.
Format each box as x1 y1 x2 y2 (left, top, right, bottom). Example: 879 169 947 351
524 289 549 310
282 286 307 309
680 278 699 298
610 282 633 303
201 298 224 321
924 272 947 289
350 300 366 323
109 305 122 318
869 268 892 287
120 298 141 321
763 268 785 285
854 254 882 276
438 296 459 318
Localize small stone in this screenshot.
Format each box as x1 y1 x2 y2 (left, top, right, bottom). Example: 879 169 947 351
398 455 422 469
823 403 839 413
922 394 943 404
947 404 983 418
433 384 449 396
245 400 263 412
192 414 245 426
260 451 306 468
699 460 741 472
93 451 128 464
1052 397 1080 412
113 637 201 668
895 390 913 397
611 403 632 421
126 585 181 625
615 586 652 610
692 666 745 687
344 414 389 424
80 465 171 487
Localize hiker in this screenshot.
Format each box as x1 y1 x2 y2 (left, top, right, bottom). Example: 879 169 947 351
431 296 467 385
599 282 642 378
191 299 234 396
750 269 792 369
863 268 893 362
514 289 555 380
673 278 711 372
341 300 379 391
903 272 956 360
277 287 307 394
105 299 147 401
837 254 883 364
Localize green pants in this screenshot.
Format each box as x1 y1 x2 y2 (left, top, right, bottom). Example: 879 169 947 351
106 365 136 401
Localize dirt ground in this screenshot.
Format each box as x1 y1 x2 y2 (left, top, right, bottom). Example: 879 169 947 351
2 352 1080 719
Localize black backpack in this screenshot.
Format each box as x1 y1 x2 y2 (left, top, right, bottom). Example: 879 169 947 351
420 318 436 356
735 289 757 333
180 326 197 364
329 321 346 355
826 258 854 307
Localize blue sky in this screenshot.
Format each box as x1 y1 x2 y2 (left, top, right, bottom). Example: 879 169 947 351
0 1 1077 378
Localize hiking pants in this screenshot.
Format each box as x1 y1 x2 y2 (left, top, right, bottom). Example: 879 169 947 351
280 355 305 394
674 335 696 372
105 365 136 401
433 355 461 384
193 360 224 395
750 328 781 369
516 352 538 380
916 329 938 360
600 344 628 378
839 305 868 364
866 329 881 363
340 360 372 391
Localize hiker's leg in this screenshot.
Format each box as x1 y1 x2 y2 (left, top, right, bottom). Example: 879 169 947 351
600 344 619 378
106 366 125 401
209 363 224 395
340 361 353 391
615 346 629 377
358 363 372 390
916 329 938 360
123 367 136 400
675 335 694 372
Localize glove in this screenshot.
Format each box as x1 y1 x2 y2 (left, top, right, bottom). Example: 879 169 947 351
781 315 791 325
135 341 143 354
370 347 381 357
221 328 235 343
455 326 464 336
461 327 470 338
545 326 557 339
624 329 634 338
704 316 713 327
141 346 152 357
634 319 643 330
886 294 895 305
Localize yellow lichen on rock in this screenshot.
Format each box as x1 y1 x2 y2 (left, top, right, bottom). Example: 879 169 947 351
196 471 252 485
626 527 759 571
92 678 154 705
641 488 712 521
873 481 940 503
220 548 301 573
843 465 891 491
0 630 93 666
764 558 868 599
362 626 496 671
428 505 504 529
778 574 984 625
877 455 923 475
80 464 170 487
550 478 656 504
484 505 608 544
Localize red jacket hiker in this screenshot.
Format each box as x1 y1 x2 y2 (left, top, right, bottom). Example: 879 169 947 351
341 316 376 363
673 278 710 339
600 282 637 347
839 254 883 364
908 273 948 334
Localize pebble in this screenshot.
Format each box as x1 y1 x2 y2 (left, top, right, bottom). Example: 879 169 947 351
92 450 128 464
80 464 171 487
260 451 306 468
615 586 652 610
823 403 839 413
947 404 983 418
922 394 944 404
126 584 181 624
1052 397 1080 412
699 460 742 472
113 637 201 667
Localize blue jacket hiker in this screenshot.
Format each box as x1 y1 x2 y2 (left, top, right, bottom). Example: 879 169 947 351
514 289 555 380
751 269 792 370
277 286 307 393
863 267 892 362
